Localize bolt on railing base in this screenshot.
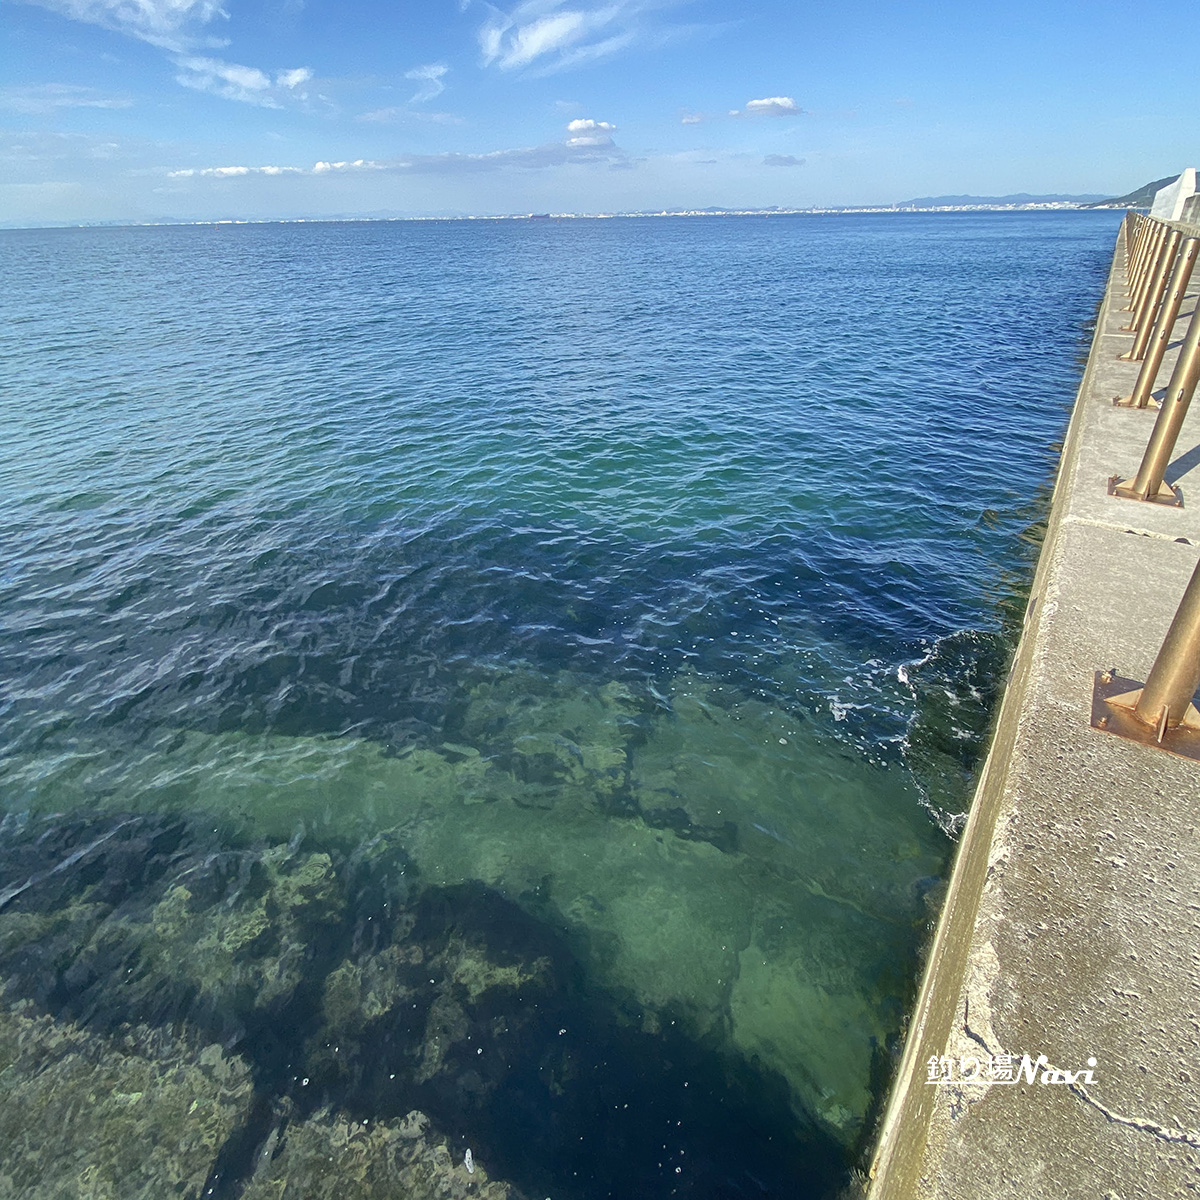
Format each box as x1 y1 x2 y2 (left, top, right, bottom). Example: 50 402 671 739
1091 671 1200 761
1107 473 1181 505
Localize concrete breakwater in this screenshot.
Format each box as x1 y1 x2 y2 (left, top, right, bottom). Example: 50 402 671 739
866 209 1200 1197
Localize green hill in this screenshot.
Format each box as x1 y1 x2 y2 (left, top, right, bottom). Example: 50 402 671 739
1084 176 1178 209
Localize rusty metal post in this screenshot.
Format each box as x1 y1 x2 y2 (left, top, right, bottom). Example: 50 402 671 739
1134 562 1200 730
1120 228 1181 344
1130 221 1168 306
1109 303 1200 505
1124 219 1144 289
1126 213 1143 279
1127 223 1171 316
1135 217 1162 275
1092 554 1200 758
1128 215 1150 282
1126 218 1157 299
1116 237 1200 407
1123 222 1149 304
1140 219 1169 277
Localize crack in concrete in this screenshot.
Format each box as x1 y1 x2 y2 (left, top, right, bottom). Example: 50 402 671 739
1065 1080 1200 1149
961 998 993 1056
960 1008 1200 1150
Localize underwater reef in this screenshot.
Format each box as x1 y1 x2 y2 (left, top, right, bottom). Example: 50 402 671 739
2 666 949 1153
0 802 857 1199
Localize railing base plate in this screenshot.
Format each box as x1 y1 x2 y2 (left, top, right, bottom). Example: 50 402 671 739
1107 474 1182 506
1091 672 1200 761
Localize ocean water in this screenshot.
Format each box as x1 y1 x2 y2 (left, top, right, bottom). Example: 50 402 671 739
0 210 1119 1199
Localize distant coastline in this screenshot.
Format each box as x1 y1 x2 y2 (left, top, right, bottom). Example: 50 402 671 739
0 201 1128 231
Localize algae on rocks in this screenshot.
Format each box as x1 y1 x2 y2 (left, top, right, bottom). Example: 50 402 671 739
0 1000 252 1200
0 661 945 1155
0 807 850 1197
240 1108 521 1200
0 815 535 1198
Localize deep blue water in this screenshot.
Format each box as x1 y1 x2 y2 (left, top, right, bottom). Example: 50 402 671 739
0 210 1119 1199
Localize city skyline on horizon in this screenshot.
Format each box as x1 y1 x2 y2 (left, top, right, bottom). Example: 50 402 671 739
2 0 1196 225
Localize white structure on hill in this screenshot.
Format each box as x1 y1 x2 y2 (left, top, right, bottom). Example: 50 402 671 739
1151 168 1198 220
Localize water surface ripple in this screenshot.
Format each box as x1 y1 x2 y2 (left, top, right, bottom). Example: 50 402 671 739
0 211 1118 1199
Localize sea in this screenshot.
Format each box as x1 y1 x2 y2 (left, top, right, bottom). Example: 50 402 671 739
0 209 1121 1200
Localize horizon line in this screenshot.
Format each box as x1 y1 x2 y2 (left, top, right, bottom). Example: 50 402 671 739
0 201 1135 233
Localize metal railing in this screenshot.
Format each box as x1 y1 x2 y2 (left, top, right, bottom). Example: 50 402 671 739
1093 209 1200 760
865 201 1200 1200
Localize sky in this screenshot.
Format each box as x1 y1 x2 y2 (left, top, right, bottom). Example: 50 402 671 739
1 0 1196 224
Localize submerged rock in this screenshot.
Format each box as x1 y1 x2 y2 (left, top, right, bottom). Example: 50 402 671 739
0 811 851 1198
0 999 252 1199
241 1107 522 1200
305 881 560 1115
731 932 883 1142
454 668 649 817
0 812 345 1042
139 841 343 1016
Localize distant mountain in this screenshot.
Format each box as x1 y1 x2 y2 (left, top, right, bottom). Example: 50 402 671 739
1082 176 1178 209
895 192 1108 207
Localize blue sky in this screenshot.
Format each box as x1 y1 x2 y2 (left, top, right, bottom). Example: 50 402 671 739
1 0 1195 223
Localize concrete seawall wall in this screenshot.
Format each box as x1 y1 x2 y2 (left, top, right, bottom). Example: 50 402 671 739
867 220 1200 1199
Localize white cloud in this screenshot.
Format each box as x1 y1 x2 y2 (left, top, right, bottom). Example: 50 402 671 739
167 163 304 177
737 95 801 117
0 84 133 114
20 0 314 109
170 122 628 182
174 55 312 106
175 55 269 101
276 67 312 89
682 99 801 125
565 117 613 133
476 1 673 73
404 63 449 103
313 159 385 173
565 117 615 146
356 107 462 125
354 139 628 172
763 154 804 167
19 0 227 50
0 128 123 172
505 11 589 68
